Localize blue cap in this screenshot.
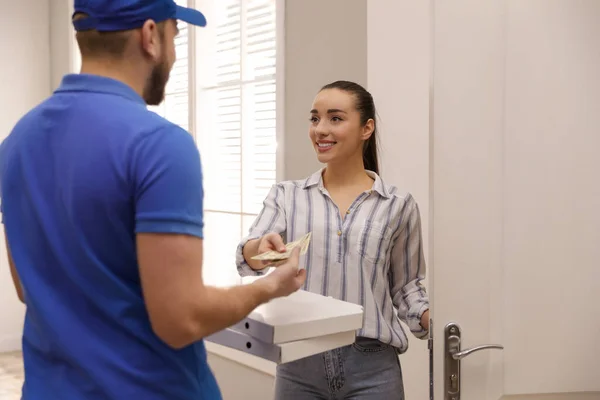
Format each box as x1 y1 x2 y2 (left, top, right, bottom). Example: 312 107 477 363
73 0 207 32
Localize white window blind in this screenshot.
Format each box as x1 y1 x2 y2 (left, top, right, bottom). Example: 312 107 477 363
151 0 279 286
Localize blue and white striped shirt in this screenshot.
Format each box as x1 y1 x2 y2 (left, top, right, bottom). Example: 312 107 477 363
236 169 429 352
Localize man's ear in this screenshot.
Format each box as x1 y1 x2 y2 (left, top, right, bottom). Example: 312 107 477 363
362 119 375 141
140 19 161 61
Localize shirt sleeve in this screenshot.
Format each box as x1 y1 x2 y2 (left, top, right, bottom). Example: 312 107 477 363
236 183 287 277
131 126 204 238
389 195 430 339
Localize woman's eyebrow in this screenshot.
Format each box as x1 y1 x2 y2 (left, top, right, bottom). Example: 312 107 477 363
310 109 347 114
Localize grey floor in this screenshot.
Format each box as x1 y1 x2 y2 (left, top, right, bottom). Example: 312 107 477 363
2 351 598 400
0 352 22 400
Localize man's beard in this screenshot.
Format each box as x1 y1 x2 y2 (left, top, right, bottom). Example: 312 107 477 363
143 57 170 106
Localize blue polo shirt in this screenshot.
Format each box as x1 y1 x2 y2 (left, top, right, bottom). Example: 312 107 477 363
0 74 221 400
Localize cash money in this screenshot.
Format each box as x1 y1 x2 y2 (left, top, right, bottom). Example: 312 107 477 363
251 232 312 261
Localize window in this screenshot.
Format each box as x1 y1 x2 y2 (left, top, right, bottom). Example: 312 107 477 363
149 0 281 286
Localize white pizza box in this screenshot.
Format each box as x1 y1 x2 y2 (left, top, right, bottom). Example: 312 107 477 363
228 288 364 344
205 328 356 364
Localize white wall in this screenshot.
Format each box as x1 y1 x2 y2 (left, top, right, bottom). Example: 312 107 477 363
283 0 367 180
50 0 77 90
0 0 51 353
367 2 431 399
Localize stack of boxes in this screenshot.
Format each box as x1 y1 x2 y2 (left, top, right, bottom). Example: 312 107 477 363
206 289 364 364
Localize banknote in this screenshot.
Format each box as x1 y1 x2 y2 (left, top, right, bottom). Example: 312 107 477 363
251 232 312 261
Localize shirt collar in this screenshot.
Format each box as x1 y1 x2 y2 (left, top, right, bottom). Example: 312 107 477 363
302 168 391 198
55 74 146 105
303 169 324 189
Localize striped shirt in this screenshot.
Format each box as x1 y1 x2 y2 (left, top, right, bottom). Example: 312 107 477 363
236 169 429 352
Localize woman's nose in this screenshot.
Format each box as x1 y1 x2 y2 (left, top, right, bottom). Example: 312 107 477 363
314 121 329 136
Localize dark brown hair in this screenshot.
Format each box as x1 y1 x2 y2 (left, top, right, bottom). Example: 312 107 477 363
73 14 165 59
320 80 380 175
73 14 131 58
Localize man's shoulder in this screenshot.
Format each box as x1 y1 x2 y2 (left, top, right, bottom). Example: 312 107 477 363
69 91 192 147
133 119 196 155
8 96 51 133
104 102 193 147
0 98 51 164
89 95 175 133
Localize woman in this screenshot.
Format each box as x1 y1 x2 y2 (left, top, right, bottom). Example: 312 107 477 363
236 81 430 399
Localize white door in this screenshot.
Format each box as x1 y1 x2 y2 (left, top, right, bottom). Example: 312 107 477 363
431 1 600 399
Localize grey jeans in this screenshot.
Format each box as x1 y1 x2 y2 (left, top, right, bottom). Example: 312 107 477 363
274 337 404 400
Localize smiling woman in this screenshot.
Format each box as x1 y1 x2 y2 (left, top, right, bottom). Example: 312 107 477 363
236 80 430 400
311 81 380 175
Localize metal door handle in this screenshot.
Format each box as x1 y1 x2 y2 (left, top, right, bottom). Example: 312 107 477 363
444 322 504 400
451 344 504 360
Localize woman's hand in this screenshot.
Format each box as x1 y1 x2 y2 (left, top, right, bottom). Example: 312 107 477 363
242 232 287 271
420 309 430 331
257 232 287 267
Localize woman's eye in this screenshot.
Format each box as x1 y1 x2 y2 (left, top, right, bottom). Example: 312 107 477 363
309 117 319 123
331 116 342 122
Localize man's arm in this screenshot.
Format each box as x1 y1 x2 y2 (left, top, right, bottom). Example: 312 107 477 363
5 234 24 303
137 232 279 349
132 127 303 349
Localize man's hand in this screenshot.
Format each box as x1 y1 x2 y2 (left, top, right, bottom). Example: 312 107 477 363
255 247 306 298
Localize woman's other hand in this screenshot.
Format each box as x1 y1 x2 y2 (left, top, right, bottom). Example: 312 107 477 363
420 309 430 331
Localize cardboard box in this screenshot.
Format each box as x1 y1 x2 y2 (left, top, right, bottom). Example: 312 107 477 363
205 289 363 364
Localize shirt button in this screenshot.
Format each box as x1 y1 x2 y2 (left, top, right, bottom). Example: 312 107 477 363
337 230 342 236
346 210 350 215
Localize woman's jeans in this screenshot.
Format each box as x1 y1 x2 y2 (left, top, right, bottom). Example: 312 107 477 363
274 337 404 400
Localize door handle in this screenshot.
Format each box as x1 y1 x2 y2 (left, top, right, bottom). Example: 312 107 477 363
444 322 503 400
450 344 504 360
